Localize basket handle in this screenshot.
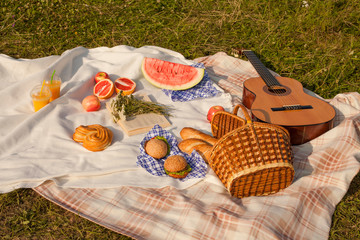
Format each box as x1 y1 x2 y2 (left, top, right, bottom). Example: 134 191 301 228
233 104 252 123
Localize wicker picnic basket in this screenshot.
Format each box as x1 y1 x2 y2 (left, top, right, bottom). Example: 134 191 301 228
209 104 294 198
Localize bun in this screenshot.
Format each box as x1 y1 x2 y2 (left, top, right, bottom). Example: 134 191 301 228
145 138 168 159
73 124 113 152
73 125 91 143
178 138 209 154
180 127 218 145
192 144 212 164
164 155 190 179
178 138 212 163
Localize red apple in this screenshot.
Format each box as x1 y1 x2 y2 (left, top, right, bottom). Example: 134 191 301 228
94 72 110 83
207 105 225 122
82 95 101 112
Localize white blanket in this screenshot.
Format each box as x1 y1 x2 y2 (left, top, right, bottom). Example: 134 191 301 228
0 45 233 193
33 50 360 240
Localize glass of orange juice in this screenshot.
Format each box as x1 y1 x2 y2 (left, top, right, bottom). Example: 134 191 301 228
30 85 52 112
45 75 61 102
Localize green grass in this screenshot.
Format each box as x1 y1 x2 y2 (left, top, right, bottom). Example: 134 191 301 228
0 0 359 239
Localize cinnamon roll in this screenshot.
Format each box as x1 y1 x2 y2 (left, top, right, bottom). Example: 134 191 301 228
73 124 113 152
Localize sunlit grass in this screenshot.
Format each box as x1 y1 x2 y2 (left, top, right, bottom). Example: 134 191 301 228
0 0 359 239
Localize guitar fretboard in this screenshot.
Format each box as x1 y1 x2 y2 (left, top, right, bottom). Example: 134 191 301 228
242 50 280 87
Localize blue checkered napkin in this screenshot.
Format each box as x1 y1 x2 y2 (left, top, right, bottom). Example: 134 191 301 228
136 124 208 181
162 63 220 102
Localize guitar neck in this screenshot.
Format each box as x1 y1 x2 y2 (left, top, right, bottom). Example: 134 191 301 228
242 50 280 87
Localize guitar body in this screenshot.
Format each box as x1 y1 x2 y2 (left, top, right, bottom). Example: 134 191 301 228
242 76 336 145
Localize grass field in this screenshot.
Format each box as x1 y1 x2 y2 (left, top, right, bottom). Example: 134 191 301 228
0 0 359 239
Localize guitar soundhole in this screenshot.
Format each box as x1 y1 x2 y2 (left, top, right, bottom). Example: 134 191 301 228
263 85 291 96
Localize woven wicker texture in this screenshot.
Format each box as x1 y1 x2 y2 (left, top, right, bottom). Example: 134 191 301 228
211 106 246 139
209 105 294 198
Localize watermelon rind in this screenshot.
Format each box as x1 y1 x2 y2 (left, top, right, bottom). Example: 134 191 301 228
141 58 204 90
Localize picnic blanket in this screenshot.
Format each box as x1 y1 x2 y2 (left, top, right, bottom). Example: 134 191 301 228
0 45 234 192
1 46 359 239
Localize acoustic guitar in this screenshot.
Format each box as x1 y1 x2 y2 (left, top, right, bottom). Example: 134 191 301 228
238 49 336 145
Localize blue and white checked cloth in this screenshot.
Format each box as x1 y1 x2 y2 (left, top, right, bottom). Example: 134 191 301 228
136 124 208 181
162 63 220 102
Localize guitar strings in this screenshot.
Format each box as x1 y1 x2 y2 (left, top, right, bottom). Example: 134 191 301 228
245 51 300 109
234 49 300 109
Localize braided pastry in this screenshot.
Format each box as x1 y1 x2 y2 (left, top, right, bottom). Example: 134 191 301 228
73 124 113 152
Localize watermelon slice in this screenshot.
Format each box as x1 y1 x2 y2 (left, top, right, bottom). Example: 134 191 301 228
141 57 204 90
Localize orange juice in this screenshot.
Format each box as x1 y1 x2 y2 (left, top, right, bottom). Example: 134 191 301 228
31 85 51 112
45 78 61 102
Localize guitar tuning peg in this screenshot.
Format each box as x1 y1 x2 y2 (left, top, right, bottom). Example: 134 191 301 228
231 48 241 58
231 48 247 58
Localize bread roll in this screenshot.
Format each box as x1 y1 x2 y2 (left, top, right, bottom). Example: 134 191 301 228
180 127 218 145
145 138 168 159
83 125 113 152
72 125 91 143
192 144 212 163
164 155 190 179
178 138 212 163
73 124 113 152
178 138 209 155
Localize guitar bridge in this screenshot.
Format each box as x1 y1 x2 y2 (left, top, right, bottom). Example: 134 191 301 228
271 105 313 111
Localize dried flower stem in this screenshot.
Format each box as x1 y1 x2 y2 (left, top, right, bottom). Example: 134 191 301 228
109 92 171 122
